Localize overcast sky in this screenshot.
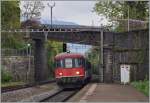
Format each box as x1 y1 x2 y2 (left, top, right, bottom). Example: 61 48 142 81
41 1 106 54
21 1 109 54
41 1 108 26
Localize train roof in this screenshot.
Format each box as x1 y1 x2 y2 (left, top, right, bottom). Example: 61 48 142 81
55 52 85 60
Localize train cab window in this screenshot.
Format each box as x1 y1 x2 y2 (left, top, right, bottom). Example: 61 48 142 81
74 58 83 67
56 60 64 68
64 58 73 68
56 58 85 68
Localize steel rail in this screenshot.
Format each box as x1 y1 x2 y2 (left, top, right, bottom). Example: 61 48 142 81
1 80 55 93
40 89 79 102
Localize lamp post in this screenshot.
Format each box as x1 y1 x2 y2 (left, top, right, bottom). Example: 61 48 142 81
47 1 55 28
27 43 31 82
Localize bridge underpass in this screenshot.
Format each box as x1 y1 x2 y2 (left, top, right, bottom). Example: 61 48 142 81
30 27 108 83
2 26 149 83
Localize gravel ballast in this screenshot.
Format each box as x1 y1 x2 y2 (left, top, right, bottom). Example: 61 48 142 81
1 83 57 102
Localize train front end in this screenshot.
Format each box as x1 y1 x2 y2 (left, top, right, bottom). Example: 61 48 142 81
54 53 88 88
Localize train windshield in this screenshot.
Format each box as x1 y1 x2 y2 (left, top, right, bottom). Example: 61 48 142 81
65 58 73 68
74 58 82 67
55 58 84 68
56 59 64 68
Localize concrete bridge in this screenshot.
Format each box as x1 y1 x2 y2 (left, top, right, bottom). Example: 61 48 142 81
2 25 149 83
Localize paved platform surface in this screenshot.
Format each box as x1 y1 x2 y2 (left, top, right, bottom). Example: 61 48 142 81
73 83 149 102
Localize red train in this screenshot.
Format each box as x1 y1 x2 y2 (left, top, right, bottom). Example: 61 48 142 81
54 52 92 88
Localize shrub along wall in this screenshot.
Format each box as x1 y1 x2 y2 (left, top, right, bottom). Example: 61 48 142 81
1 56 34 82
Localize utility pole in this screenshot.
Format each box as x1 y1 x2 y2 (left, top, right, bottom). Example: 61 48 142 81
127 6 130 31
47 1 55 28
99 25 104 83
100 30 104 83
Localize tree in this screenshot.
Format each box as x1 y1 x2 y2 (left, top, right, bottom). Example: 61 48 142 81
1 1 25 49
94 1 124 20
94 1 149 31
85 47 100 75
46 41 63 78
1 1 20 29
21 19 41 29
94 1 149 20
21 1 45 21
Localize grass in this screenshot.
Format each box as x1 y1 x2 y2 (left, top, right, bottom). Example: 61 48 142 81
131 79 149 96
1 81 26 88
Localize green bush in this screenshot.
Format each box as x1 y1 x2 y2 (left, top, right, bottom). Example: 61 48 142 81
131 78 149 96
1 67 13 83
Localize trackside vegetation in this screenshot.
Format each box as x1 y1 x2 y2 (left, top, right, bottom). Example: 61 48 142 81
131 78 149 96
1 67 13 83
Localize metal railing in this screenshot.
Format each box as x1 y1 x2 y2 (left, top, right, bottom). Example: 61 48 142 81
1 48 33 56
1 25 110 33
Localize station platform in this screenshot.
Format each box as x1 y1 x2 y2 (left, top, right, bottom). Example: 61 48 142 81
69 83 149 102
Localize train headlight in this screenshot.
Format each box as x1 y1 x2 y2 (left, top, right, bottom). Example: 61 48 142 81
76 71 80 75
59 72 63 76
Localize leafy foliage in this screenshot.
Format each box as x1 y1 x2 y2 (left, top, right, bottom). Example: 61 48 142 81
1 32 26 49
1 67 13 83
46 41 63 78
94 1 124 19
131 78 149 96
1 1 45 49
1 1 26 49
94 1 149 20
1 1 20 30
94 1 149 31
85 47 100 75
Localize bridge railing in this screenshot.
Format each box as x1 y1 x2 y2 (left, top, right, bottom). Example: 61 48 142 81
1 48 33 57
1 25 110 33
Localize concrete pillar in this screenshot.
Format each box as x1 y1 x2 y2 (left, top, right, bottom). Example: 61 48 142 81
33 39 49 82
103 48 113 83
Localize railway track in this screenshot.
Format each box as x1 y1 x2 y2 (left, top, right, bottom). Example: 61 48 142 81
40 88 80 102
1 80 55 93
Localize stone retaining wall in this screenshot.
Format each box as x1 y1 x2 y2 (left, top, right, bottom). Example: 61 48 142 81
1 56 34 82
104 29 149 83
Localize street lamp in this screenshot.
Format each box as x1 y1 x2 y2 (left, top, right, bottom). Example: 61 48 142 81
27 43 31 47
47 1 55 28
27 43 31 82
